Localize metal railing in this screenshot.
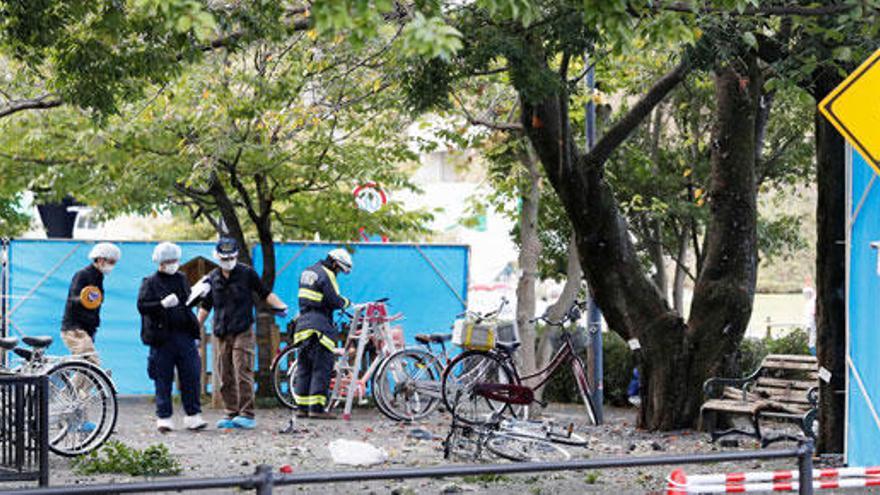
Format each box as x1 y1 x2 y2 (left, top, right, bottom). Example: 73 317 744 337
4 439 816 495
0 375 49 488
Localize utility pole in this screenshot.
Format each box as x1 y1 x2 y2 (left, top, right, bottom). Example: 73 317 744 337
585 53 604 424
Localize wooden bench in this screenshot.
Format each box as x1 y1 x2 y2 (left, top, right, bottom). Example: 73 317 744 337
701 354 819 447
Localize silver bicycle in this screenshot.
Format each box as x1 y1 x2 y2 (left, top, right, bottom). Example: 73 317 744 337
0 335 118 457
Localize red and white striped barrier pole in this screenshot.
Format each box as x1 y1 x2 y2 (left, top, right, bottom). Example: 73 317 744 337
667 467 880 494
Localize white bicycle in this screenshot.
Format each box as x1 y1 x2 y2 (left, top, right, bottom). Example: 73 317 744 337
0 335 118 457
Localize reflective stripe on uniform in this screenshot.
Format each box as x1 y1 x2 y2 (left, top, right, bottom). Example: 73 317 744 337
321 265 350 308
293 394 327 406
321 266 340 294
298 288 323 302
293 329 336 351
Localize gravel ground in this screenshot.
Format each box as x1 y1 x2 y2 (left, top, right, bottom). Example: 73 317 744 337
2 399 860 494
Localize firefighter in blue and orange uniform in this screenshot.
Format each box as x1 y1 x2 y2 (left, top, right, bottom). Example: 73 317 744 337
292 248 353 419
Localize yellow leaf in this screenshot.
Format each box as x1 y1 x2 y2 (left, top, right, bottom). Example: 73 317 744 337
694 188 704 198
694 28 703 40
373 79 381 92
202 89 210 99
306 29 318 41
683 168 692 177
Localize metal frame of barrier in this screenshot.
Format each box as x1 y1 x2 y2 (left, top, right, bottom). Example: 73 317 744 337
5 440 815 495
0 374 49 488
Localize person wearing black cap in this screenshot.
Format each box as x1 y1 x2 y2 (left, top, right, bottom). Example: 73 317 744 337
195 237 287 429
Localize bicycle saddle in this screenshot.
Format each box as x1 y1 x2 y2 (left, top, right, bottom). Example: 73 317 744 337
0 337 18 350
13 347 32 360
22 336 53 348
495 341 521 353
415 333 452 345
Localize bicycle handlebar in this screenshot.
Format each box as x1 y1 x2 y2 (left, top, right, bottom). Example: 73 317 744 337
456 297 508 322
529 299 587 327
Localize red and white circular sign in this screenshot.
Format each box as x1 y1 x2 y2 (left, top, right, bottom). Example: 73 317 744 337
353 183 387 213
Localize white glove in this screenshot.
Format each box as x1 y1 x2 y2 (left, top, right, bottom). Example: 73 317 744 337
194 280 210 297
161 294 179 308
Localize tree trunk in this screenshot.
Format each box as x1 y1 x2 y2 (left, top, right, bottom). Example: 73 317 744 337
679 58 761 428
254 216 278 398
648 107 668 299
672 227 689 314
515 144 542 383
813 69 846 453
522 51 761 429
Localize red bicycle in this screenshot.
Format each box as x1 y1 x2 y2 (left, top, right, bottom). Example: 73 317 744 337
440 299 597 425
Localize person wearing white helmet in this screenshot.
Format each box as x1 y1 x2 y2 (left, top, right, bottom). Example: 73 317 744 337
291 248 353 419
137 242 207 433
59 242 121 433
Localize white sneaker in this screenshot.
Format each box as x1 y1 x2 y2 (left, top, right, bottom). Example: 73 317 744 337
157 417 174 433
184 414 208 431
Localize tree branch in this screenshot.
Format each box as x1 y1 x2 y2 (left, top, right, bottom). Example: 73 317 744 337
452 92 523 132
0 94 62 119
658 2 856 17
583 59 688 169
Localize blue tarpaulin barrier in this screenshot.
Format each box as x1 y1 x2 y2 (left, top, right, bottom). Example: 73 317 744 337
4 239 468 395
846 145 880 466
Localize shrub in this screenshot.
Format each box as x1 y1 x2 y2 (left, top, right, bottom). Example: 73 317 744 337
738 328 810 376
541 329 634 406
541 328 810 404
73 441 182 477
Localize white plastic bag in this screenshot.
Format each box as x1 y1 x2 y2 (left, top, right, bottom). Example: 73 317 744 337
328 439 388 466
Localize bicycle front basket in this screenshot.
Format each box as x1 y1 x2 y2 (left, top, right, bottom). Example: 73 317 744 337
452 320 496 351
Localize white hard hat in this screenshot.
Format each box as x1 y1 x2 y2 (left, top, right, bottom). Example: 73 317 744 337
328 248 353 273
152 242 182 264
88 242 121 262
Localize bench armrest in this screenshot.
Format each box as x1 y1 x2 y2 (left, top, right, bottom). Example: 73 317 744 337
703 375 755 398
703 364 764 399
807 387 819 407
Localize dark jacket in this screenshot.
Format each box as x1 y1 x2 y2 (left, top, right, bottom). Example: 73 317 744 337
61 264 104 337
199 264 270 338
137 271 200 346
294 260 350 348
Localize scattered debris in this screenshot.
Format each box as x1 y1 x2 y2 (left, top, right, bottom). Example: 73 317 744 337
328 439 388 466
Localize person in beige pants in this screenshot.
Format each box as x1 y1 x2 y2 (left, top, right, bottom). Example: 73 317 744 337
60 242 121 366
195 238 287 430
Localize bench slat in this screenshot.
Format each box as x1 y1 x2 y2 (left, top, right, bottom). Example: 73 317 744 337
756 377 816 390
764 354 818 364
754 388 811 404
702 399 764 414
761 360 819 371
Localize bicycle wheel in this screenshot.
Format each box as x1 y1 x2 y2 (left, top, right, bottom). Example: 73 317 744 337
571 357 598 426
443 424 483 461
486 432 571 462
373 348 442 422
46 361 117 456
441 350 519 425
271 345 299 409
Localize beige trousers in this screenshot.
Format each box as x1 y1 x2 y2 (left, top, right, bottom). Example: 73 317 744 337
215 330 256 419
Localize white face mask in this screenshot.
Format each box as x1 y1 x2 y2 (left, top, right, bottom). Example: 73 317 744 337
97 261 115 275
219 259 237 271
161 262 180 275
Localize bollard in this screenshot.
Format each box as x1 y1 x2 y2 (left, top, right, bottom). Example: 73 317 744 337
254 464 274 495
798 439 814 495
